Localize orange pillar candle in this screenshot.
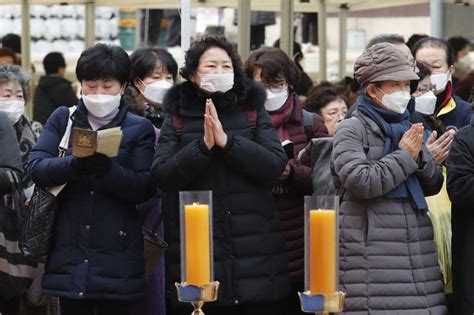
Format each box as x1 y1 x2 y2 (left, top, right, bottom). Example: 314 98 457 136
184 203 211 286
309 209 336 295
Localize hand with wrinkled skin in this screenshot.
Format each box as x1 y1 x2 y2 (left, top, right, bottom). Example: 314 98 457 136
399 123 424 160
426 129 455 164
205 99 228 148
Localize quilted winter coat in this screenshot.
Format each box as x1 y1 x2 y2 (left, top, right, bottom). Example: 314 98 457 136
331 103 448 314
27 101 156 301
152 80 291 310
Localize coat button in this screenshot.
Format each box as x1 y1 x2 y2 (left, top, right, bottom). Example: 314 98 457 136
226 210 231 215
85 225 91 230
234 299 239 305
78 292 84 297
90 191 94 196
84 259 89 264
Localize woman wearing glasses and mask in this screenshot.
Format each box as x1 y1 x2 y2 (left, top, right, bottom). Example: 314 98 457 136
152 36 291 315
27 44 156 315
243 47 328 315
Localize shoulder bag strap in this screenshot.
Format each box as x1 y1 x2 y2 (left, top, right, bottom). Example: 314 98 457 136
58 106 76 158
48 106 76 196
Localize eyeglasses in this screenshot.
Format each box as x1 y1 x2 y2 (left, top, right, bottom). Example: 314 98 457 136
416 84 435 94
322 110 347 119
262 81 287 93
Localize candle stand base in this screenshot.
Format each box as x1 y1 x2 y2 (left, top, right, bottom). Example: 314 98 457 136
298 291 345 313
176 281 220 315
191 301 204 315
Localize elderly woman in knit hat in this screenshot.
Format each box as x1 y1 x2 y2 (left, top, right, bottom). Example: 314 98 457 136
331 42 447 314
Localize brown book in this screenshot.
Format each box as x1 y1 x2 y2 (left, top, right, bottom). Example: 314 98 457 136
72 127 123 158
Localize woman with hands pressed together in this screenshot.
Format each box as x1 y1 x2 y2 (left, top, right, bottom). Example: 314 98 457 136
152 35 290 315
331 43 447 314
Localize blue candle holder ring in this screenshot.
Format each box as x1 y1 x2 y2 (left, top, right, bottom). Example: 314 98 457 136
175 281 220 315
298 290 345 313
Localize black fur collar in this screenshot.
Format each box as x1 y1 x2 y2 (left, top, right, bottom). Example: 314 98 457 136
163 79 267 117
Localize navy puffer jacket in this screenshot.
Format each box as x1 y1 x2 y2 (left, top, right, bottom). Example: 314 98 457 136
27 100 155 301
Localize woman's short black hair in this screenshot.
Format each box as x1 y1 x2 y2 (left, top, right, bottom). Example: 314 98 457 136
76 43 130 85
180 35 243 83
412 37 455 66
130 47 178 83
243 47 299 93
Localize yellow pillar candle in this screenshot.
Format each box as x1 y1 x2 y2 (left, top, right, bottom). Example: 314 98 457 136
309 209 336 295
184 203 211 286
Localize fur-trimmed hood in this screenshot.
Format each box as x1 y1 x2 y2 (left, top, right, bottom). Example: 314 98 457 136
162 78 267 117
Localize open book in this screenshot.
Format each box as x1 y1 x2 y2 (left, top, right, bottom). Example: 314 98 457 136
71 127 123 158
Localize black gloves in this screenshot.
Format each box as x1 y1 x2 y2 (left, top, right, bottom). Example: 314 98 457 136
72 153 112 177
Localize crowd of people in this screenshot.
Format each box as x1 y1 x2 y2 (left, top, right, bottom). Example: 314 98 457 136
0 29 473 315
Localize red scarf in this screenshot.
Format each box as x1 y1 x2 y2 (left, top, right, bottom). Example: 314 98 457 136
439 81 453 108
269 93 302 141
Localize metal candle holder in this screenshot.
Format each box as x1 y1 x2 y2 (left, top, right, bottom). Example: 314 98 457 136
298 290 345 314
177 191 218 315
299 195 345 314
176 281 220 315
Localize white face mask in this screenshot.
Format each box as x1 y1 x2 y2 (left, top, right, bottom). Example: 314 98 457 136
377 88 411 114
82 93 121 118
264 87 289 112
415 91 437 115
0 100 24 124
199 73 234 93
456 54 471 71
431 73 450 95
142 79 173 104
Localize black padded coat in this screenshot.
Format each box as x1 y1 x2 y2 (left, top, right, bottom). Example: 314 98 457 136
152 80 291 309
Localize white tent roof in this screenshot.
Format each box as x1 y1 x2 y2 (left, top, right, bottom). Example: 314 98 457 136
0 0 443 10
